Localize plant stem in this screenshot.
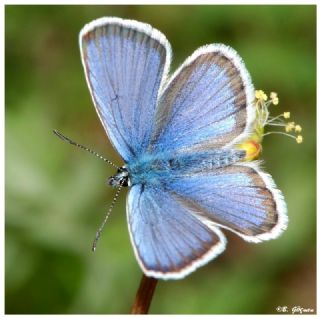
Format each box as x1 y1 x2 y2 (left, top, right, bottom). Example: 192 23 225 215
131 274 158 314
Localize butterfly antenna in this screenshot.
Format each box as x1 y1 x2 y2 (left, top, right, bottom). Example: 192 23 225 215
53 129 119 169
92 183 124 251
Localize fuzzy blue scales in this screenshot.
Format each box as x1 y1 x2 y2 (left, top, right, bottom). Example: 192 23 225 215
127 149 246 186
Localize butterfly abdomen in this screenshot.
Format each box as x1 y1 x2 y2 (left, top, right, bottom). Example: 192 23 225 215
169 149 246 174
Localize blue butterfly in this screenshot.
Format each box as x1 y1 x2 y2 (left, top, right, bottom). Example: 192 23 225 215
78 17 287 279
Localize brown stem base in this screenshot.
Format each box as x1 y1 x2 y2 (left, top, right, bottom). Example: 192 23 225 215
131 274 158 314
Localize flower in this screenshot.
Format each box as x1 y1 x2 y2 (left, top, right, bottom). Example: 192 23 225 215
270 92 277 99
255 90 268 101
238 90 303 161
270 92 279 105
285 122 295 132
238 140 262 161
295 125 302 133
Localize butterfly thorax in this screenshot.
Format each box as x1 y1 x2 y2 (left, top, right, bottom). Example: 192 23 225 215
126 149 245 186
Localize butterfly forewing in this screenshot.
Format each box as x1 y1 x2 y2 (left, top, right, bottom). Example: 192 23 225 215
80 18 171 161
150 44 255 154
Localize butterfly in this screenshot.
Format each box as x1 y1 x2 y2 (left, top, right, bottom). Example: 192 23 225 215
78 17 288 279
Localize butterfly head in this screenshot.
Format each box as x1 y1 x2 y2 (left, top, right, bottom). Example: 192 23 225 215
108 166 131 188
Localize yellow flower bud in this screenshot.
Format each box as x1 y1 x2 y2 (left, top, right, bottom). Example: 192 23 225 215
295 125 302 133
270 92 279 105
283 112 290 119
255 90 267 101
272 97 279 105
285 122 295 132
270 92 278 99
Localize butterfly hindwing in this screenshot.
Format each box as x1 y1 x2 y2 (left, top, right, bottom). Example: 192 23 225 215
166 162 287 243
127 184 226 279
80 17 171 161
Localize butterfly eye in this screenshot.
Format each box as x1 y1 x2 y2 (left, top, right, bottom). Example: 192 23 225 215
107 168 130 187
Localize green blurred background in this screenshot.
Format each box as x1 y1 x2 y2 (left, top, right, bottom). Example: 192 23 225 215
5 5 316 314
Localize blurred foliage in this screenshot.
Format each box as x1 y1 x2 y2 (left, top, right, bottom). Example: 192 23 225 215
5 5 316 314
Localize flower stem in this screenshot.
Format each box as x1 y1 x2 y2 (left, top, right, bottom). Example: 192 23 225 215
131 274 158 314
